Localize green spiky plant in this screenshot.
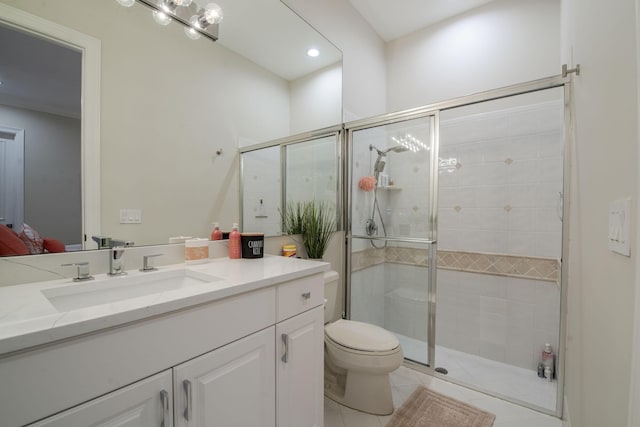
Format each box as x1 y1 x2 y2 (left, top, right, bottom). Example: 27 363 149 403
281 200 336 259
301 201 336 259
281 201 306 236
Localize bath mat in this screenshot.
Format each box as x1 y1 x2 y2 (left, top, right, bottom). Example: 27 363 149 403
386 386 495 427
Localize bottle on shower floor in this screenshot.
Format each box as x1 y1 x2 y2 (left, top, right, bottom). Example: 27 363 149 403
541 343 555 380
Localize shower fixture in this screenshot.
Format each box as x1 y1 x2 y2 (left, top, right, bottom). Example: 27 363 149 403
366 144 409 247
369 144 409 181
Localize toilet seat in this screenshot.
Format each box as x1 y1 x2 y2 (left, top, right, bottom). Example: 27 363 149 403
325 319 399 353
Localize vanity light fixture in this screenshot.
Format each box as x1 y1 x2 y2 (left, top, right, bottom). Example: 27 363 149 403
116 0 222 42
152 10 172 25
184 26 201 40
307 48 320 57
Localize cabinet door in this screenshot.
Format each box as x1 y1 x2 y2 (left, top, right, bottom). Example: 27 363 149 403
276 307 324 427
29 370 173 427
174 326 275 427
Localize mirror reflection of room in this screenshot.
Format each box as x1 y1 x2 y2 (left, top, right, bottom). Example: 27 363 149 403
0 0 342 255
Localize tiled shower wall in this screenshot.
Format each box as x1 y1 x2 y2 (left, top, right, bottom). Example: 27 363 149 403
350 258 560 371
436 100 564 258
350 97 564 371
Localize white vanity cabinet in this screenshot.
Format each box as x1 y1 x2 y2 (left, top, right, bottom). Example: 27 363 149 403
30 370 174 427
275 273 325 427
173 326 275 427
276 307 324 427
1 267 325 427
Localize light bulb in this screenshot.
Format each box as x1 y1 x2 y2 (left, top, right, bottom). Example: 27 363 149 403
174 0 193 5
184 26 201 40
152 10 172 25
203 3 223 24
307 48 320 57
115 0 135 6
189 14 202 29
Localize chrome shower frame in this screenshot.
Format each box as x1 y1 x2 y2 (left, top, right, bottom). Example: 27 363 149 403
343 73 572 418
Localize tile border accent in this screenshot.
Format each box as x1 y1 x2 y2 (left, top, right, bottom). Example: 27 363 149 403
351 247 559 283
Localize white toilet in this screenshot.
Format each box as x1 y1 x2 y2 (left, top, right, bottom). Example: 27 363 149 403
323 270 404 415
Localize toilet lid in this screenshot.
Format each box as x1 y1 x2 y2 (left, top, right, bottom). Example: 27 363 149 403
325 319 399 352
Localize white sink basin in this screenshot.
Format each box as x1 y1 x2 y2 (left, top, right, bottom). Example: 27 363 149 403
42 269 222 312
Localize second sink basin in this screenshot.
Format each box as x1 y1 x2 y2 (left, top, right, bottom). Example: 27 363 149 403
42 269 222 312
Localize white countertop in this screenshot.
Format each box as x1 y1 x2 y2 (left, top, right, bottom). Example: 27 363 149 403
0 255 329 356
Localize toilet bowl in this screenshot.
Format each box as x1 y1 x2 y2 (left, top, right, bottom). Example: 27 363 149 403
323 271 404 415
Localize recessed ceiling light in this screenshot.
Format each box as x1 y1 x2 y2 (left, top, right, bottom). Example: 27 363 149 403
307 48 319 57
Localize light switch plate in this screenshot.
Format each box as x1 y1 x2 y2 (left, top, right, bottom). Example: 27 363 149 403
120 209 142 224
608 198 631 256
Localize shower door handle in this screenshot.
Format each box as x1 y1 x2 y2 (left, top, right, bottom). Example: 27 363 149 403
281 333 289 363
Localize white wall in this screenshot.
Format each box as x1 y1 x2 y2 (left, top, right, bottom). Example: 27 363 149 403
283 0 387 120
561 0 638 426
0 104 81 245
2 0 291 245
386 0 560 112
289 62 342 134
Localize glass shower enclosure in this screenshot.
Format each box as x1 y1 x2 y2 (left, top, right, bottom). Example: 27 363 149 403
348 113 438 367
346 81 568 416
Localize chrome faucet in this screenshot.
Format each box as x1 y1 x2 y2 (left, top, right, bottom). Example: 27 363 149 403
93 236 135 249
61 262 94 282
108 246 127 276
140 253 163 272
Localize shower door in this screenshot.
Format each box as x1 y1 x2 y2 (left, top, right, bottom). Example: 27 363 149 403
435 87 565 413
347 113 438 368
345 79 569 417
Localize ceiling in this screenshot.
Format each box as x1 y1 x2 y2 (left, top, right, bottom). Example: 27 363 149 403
0 0 496 119
348 0 497 41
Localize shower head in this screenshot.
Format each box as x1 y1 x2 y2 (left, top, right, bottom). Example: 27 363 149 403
370 144 409 180
386 145 409 154
369 144 410 156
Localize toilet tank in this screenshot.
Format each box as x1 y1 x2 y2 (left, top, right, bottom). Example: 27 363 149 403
324 270 340 323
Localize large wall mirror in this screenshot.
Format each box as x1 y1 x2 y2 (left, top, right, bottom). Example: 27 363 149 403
0 0 342 255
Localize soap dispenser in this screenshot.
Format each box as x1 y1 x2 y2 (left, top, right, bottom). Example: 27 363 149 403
211 222 223 241
229 223 241 259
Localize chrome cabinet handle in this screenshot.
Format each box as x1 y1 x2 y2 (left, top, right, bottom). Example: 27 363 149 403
301 292 311 300
281 333 289 363
160 389 169 427
183 379 192 421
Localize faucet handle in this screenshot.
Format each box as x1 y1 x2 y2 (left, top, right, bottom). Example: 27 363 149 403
61 262 94 282
140 254 163 272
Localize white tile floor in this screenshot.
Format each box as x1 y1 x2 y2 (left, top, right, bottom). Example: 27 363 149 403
324 365 564 427
398 334 558 411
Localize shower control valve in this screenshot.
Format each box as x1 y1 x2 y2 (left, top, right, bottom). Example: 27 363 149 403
365 219 378 236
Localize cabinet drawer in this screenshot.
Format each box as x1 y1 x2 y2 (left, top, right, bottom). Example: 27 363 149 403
276 273 323 322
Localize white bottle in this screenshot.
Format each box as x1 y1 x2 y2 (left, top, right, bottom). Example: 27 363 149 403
542 343 555 380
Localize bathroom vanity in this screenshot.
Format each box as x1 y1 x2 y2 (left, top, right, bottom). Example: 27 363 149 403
0 256 327 427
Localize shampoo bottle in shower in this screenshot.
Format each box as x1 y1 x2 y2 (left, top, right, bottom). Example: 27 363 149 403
229 223 241 259
542 343 555 379
211 222 223 241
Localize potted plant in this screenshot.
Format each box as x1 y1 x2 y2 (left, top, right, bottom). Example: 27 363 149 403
281 200 336 260
302 201 336 260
